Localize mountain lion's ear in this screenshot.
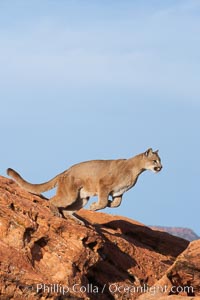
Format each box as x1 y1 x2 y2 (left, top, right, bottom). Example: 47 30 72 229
145 148 153 157
154 149 159 154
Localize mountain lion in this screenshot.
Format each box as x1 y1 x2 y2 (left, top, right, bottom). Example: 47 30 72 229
7 148 162 224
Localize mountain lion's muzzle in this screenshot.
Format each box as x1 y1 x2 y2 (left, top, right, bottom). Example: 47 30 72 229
154 166 162 172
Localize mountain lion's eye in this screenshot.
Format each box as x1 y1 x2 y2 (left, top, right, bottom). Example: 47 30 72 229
153 160 157 164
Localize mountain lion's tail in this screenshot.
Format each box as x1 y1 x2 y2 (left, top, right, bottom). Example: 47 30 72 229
7 168 59 194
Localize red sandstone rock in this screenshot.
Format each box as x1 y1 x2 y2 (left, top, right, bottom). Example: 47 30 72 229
0 176 193 299
137 239 200 300
150 226 199 241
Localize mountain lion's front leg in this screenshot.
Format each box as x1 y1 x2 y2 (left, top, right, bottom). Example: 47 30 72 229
89 190 109 211
107 196 122 208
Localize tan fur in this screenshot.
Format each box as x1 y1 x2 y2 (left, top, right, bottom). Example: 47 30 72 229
7 148 162 224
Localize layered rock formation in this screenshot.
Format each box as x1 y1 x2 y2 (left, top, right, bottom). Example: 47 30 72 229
138 239 200 300
0 176 199 299
150 226 199 241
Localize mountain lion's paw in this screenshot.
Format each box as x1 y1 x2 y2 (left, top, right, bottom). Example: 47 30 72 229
89 202 97 211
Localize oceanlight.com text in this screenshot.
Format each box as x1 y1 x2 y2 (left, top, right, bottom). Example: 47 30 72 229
35 283 194 296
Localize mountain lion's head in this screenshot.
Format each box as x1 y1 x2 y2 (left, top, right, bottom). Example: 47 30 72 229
143 148 162 173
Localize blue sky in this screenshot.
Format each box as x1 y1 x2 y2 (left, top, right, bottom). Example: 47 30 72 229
0 1 200 235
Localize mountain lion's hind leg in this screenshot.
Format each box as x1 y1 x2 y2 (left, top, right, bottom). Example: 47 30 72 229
61 197 88 225
48 175 81 216
48 201 62 217
62 210 84 225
